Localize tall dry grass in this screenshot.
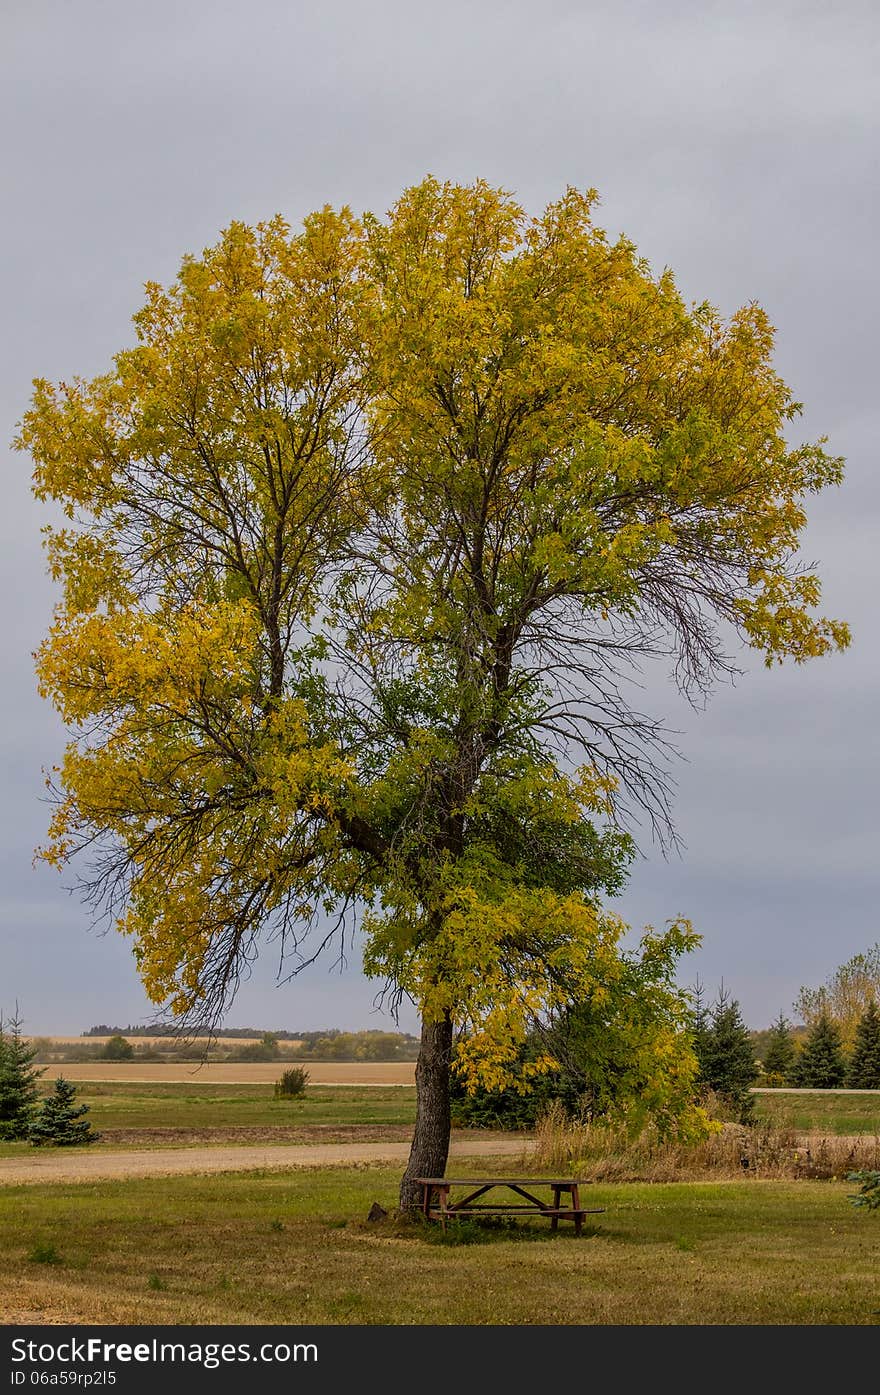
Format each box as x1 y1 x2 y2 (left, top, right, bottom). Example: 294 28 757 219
526 1101 880 1181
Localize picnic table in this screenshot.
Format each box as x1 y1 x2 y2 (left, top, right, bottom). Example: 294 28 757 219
416 1176 603 1234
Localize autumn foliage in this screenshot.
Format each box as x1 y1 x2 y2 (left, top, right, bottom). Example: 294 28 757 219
18 179 848 1202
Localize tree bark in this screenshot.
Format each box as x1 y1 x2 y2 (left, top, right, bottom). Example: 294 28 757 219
399 1011 454 1211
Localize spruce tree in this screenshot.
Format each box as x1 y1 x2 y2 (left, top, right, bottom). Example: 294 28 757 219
846 1000 880 1089
28 1077 100 1147
694 987 759 1122
791 1012 847 1088
0 1012 43 1140
762 1013 797 1084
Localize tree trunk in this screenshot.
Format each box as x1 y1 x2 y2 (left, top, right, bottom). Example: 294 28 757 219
399 1011 453 1212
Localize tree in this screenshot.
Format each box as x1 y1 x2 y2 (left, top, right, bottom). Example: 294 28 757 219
28 1077 100 1146
18 179 849 1209
761 1013 797 1085
0 1011 44 1140
101 1034 134 1060
453 922 707 1134
239 1031 281 1061
846 1000 880 1089
796 946 880 1049
791 1012 847 1088
692 988 758 1122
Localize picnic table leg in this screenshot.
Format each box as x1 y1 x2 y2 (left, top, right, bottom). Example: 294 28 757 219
571 1184 583 1236
551 1185 561 1231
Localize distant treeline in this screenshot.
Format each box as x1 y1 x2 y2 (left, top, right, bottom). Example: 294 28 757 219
46 1026 422 1063
85 1024 302 1040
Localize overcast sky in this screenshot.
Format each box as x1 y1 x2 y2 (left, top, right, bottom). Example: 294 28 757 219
1 0 877 1035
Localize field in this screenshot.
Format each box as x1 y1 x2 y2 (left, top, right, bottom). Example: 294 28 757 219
52 1082 415 1132
3 1082 880 1325
2 1167 879 1325
754 1090 880 1135
25 1035 300 1049
40 1062 416 1084
2 1081 876 1159
0 1083 417 1161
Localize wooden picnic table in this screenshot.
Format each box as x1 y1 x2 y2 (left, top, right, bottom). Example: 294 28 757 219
416 1176 603 1234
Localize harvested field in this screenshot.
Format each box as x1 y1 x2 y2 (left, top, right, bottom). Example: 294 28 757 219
44 1061 416 1084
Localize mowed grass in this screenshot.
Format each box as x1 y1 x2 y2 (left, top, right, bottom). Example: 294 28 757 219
1 1166 878 1325
754 1091 880 1135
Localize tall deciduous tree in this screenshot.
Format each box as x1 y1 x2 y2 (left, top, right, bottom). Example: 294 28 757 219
796 946 880 1049
18 180 849 1208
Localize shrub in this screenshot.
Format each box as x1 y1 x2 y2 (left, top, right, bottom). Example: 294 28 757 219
29 1077 100 1146
101 1034 134 1061
28 1242 62 1264
847 1170 880 1210
274 1067 309 1098
239 1032 281 1062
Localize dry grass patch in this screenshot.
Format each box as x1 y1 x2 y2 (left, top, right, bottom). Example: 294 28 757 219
527 1104 880 1181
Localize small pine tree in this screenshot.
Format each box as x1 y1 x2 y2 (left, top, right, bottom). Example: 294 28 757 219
0 1011 44 1140
791 1012 847 1088
693 987 758 1122
28 1077 100 1147
847 1000 880 1089
762 1013 797 1085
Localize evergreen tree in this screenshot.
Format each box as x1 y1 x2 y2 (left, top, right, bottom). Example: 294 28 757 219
28 1077 100 1147
0 1011 43 1140
693 987 759 1122
690 980 711 1074
846 1000 880 1089
762 1013 797 1084
791 1012 847 1087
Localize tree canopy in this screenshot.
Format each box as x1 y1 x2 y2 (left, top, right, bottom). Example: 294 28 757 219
18 178 849 1201
796 945 880 1049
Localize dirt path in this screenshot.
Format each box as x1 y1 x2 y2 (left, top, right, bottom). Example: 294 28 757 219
0 1135 532 1187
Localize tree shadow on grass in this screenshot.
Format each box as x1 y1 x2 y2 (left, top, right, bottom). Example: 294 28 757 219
364 1214 610 1246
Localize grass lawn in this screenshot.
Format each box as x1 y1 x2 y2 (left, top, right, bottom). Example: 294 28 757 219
1 1166 878 1325
0 1083 417 1156
69 1082 416 1131
754 1091 880 1135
